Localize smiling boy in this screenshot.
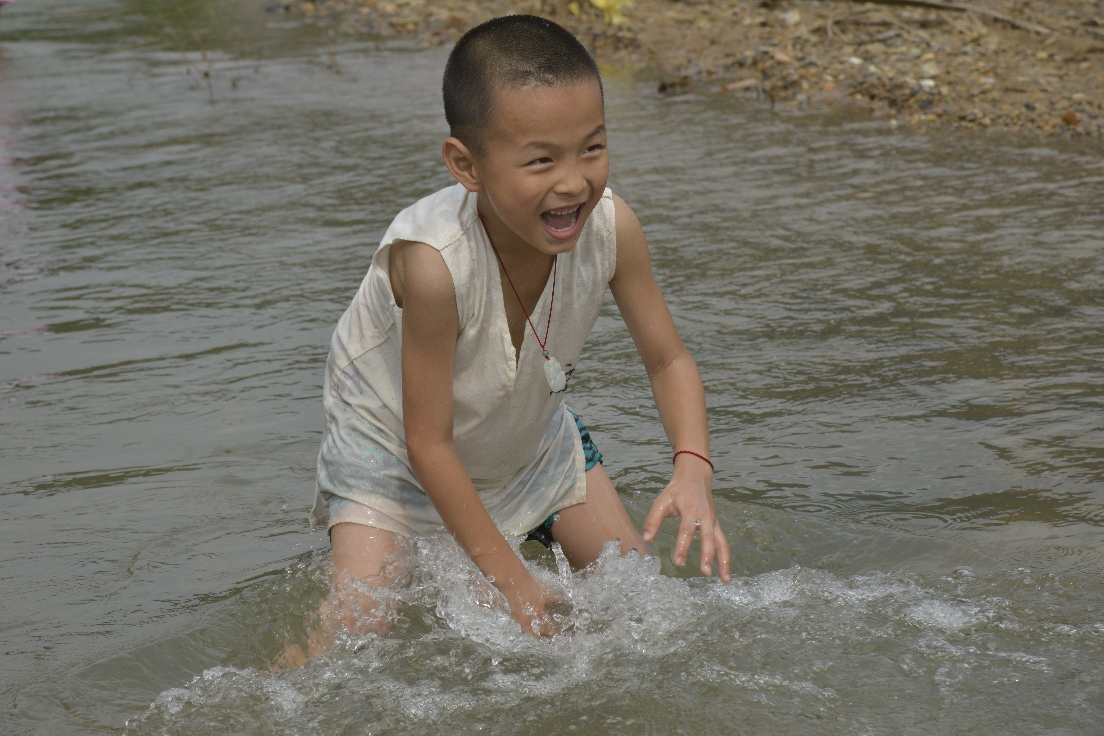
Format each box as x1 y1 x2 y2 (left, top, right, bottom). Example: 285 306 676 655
305 15 729 651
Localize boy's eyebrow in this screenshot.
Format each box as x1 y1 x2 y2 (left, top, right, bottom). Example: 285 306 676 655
584 124 606 138
521 124 607 151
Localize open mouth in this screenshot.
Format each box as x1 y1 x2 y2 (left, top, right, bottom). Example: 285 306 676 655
540 204 583 238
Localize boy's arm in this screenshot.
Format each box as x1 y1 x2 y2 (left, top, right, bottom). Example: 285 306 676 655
607 197 732 583
395 241 558 636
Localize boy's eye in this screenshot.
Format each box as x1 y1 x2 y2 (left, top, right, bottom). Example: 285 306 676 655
527 157 553 166
586 143 606 154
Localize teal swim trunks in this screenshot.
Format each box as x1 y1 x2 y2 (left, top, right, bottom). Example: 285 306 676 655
524 410 602 548
572 409 604 473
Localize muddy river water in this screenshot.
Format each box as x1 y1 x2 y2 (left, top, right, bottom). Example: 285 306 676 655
2 0 1103 733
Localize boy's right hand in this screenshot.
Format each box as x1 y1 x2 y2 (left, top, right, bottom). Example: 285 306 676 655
502 571 562 639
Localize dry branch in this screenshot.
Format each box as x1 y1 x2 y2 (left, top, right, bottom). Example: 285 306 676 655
828 0 1052 34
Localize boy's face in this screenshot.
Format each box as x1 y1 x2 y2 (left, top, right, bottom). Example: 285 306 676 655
469 79 608 256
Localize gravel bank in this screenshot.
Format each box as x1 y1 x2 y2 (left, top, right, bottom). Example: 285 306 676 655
283 0 1104 138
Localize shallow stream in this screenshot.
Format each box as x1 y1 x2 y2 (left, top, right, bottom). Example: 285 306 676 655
2 1 1103 733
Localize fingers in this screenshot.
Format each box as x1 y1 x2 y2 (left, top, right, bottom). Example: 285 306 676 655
522 608 560 639
699 517 716 577
714 522 732 584
672 514 698 567
510 577 564 639
695 516 732 583
615 485 736 583
641 494 674 543
663 504 732 584
515 607 547 639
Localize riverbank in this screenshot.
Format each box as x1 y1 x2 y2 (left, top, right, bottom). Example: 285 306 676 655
284 0 1104 139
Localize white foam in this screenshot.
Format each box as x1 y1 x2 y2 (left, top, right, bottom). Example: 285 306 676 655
129 542 1099 734
903 599 982 632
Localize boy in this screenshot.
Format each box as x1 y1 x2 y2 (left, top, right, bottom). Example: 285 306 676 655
302 14 729 657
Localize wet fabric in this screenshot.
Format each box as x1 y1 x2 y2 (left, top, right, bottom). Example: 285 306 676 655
310 183 618 537
523 410 603 549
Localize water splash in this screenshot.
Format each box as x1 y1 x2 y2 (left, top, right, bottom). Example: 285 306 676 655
126 538 1104 735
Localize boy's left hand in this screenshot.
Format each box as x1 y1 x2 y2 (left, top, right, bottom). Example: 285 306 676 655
608 193 730 584
642 464 731 583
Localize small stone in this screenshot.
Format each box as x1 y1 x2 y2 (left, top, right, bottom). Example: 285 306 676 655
1063 108 1079 125
1025 102 1037 111
658 76 693 93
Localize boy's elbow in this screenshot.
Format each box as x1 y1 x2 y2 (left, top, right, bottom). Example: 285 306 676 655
645 346 696 379
406 436 431 471
406 433 452 476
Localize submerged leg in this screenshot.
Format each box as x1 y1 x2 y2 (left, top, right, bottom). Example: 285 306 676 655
328 522 407 633
275 522 406 669
550 463 647 569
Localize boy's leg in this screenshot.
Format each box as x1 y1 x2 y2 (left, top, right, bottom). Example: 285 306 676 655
276 522 405 669
550 463 647 569
328 522 406 634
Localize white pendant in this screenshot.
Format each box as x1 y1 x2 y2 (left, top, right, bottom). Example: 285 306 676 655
544 356 567 392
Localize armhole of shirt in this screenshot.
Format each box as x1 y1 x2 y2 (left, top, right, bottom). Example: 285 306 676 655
602 188 618 284
434 235 472 331
371 239 400 313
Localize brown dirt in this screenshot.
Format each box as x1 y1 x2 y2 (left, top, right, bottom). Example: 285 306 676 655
281 0 1104 139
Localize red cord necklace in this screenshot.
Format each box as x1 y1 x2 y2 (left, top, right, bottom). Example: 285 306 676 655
478 213 567 392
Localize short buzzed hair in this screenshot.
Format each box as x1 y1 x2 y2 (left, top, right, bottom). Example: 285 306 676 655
443 15 603 153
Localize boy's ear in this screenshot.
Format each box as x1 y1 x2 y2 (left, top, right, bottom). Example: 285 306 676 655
442 137 483 192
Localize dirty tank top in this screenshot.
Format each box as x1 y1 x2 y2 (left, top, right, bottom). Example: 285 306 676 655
312 183 618 536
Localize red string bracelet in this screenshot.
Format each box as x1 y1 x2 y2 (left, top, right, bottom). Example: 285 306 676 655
673 449 714 471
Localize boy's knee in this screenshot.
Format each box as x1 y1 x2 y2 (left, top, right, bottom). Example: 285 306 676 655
326 589 394 637
337 607 392 636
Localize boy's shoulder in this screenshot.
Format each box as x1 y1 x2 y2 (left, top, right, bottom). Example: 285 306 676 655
380 183 477 255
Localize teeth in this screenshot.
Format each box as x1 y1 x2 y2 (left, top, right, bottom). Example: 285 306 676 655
541 205 579 234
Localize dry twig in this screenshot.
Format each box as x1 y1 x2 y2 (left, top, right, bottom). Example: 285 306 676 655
828 0 1052 34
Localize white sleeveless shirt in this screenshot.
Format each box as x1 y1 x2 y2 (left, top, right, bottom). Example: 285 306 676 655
311 183 618 536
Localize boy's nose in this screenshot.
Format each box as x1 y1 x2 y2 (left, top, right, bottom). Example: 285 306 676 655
555 164 587 196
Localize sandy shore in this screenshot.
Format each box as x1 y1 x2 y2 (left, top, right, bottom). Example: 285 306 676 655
284 0 1104 139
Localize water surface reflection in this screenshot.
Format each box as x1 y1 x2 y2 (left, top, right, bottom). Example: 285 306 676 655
0 0 1102 733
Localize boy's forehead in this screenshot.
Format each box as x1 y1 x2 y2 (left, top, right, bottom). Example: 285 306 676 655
488 79 604 134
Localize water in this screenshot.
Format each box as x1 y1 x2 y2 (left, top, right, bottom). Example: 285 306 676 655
1 0 1103 733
